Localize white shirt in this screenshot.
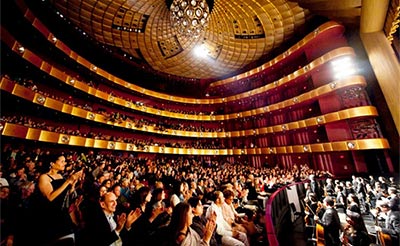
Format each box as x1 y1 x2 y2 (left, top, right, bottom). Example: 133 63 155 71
104 212 122 246
206 202 233 237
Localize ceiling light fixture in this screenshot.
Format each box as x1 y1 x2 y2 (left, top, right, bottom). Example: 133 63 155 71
170 0 210 37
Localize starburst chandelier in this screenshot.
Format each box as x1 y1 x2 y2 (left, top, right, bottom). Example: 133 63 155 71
169 0 210 37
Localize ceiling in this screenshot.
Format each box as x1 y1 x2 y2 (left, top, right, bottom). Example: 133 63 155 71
47 0 363 80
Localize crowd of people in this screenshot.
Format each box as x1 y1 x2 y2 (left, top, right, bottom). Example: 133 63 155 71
4 75 219 118
4 74 269 134
302 174 400 246
0 144 398 246
1 116 226 150
0 143 329 246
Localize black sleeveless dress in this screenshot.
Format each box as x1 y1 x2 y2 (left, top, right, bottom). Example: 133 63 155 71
34 175 74 245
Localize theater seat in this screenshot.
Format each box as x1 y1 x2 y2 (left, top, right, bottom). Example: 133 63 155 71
290 202 303 222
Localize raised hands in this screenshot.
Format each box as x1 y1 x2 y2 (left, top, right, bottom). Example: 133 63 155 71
68 169 84 185
126 208 142 229
116 213 127 233
203 214 217 243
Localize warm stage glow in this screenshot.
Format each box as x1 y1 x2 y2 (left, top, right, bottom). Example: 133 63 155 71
193 44 208 58
331 56 357 80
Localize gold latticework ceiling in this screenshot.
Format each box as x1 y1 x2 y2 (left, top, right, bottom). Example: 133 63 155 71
49 0 364 79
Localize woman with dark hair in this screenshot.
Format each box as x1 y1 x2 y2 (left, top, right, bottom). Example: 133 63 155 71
340 211 371 246
150 187 172 227
34 153 84 245
188 197 219 246
130 186 152 212
125 186 165 246
170 181 191 208
168 202 216 246
347 193 361 215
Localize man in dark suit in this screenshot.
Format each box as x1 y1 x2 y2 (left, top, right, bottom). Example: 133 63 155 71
79 192 141 246
375 199 400 245
309 174 321 200
387 187 400 211
315 196 341 246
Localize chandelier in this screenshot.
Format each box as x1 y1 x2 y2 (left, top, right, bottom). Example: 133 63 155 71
170 0 210 37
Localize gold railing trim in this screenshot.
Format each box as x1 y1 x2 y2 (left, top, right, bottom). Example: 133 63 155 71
1 123 390 155
1 77 379 138
13 2 345 104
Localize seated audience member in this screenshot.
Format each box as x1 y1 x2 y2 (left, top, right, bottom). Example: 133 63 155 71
0 182 14 246
119 178 132 201
222 189 248 234
309 174 322 201
387 187 400 211
206 191 249 246
130 186 152 212
112 183 130 214
167 202 216 246
150 187 172 227
125 198 166 246
79 191 141 246
375 199 400 245
347 193 361 215
12 180 42 246
324 178 335 197
188 196 220 246
334 185 346 213
388 177 399 190
345 210 368 236
170 181 191 208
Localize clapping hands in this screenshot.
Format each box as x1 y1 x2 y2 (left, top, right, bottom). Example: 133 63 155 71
126 208 142 229
204 212 217 243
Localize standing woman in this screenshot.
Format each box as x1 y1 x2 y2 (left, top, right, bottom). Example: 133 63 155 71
35 154 83 245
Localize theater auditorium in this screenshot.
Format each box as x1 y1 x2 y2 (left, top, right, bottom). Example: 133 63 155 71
1 0 399 246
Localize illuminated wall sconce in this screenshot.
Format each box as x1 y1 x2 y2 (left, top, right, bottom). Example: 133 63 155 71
347 142 356 149
61 135 70 143
17 44 25 54
36 95 46 104
50 35 58 43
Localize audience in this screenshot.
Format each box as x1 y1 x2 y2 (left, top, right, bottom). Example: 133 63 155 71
0 144 398 246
